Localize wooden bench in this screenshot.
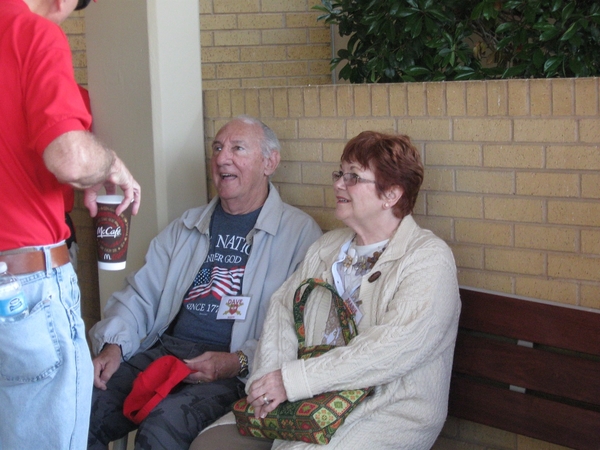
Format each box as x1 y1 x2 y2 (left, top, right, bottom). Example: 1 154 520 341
448 288 600 450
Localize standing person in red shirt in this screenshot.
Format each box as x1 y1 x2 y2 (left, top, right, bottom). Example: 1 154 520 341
0 0 141 449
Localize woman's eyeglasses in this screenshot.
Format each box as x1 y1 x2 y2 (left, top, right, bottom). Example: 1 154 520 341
332 171 376 187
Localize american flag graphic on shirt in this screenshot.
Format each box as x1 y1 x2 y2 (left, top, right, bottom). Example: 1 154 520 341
183 266 245 302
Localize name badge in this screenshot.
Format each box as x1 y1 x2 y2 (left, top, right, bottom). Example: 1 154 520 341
218 295 250 320
344 296 363 325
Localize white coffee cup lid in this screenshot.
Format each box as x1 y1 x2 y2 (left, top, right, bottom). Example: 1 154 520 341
98 261 127 271
97 195 124 204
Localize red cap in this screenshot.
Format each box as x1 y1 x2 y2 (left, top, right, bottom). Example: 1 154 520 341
123 355 193 424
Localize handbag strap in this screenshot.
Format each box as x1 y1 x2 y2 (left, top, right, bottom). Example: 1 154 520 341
293 278 358 348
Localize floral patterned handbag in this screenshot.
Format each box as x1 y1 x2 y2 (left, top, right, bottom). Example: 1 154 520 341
233 278 373 445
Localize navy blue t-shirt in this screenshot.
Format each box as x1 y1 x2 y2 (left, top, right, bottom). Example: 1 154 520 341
170 203 261 347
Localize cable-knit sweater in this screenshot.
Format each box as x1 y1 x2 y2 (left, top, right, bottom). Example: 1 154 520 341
207 215 461 449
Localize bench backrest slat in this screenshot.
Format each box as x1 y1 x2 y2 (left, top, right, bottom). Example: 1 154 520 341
449 288 600 449
454 333 600 405
458 289 600 356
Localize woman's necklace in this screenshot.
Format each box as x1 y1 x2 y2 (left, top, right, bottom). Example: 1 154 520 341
342 239 387 277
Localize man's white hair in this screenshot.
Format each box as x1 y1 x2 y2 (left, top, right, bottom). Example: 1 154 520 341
233 115 281 158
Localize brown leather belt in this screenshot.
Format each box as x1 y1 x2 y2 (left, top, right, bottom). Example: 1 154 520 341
0 244 70 275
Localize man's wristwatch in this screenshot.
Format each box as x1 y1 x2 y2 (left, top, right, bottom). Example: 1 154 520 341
236 350 249 377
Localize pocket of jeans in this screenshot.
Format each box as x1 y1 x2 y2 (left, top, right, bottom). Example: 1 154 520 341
0 299 62 383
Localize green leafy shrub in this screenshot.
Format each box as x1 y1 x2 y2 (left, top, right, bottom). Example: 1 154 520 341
313 0 600 82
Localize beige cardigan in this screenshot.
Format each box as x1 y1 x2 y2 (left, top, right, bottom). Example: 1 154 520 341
206 216 461 449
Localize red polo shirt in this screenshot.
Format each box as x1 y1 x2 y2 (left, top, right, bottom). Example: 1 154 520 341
0 0 92 251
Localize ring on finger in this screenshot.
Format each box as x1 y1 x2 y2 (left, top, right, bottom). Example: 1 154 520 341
263 395 270 405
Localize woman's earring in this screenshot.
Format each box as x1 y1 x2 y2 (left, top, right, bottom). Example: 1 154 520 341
384 203 389 209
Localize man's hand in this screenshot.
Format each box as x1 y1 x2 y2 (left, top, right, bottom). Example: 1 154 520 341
92 344 122 390
84 153 141 217
43 131 141 217
183 352 240 384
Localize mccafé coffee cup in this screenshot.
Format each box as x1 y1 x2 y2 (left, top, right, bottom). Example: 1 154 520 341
94 195 132 271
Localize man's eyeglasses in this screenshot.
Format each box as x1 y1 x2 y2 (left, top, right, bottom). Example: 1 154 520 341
332 171 376 186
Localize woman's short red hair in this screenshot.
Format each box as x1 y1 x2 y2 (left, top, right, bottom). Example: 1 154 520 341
341 131 424 219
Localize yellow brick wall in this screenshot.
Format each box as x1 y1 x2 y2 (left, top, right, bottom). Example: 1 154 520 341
61 0 333 89
202 80 600 314
200 0 332 89
61 10 87 85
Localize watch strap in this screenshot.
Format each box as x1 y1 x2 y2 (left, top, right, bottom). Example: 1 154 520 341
236 350 249 377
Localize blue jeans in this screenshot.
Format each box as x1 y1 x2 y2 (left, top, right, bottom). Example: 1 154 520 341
0 257 93 450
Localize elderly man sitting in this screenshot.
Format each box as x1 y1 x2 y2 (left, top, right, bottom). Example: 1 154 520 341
87 115 322 449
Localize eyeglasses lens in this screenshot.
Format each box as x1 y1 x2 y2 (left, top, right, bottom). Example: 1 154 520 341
346 174 359 186
331 171 359 186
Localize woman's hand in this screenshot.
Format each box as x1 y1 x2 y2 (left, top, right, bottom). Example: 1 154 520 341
247 370 288 418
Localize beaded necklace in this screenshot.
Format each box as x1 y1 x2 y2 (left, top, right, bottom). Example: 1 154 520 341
341 241 386 277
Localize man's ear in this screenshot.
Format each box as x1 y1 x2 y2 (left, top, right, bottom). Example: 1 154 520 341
51 0 65 14
264 151 281 177
45 0 74 24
